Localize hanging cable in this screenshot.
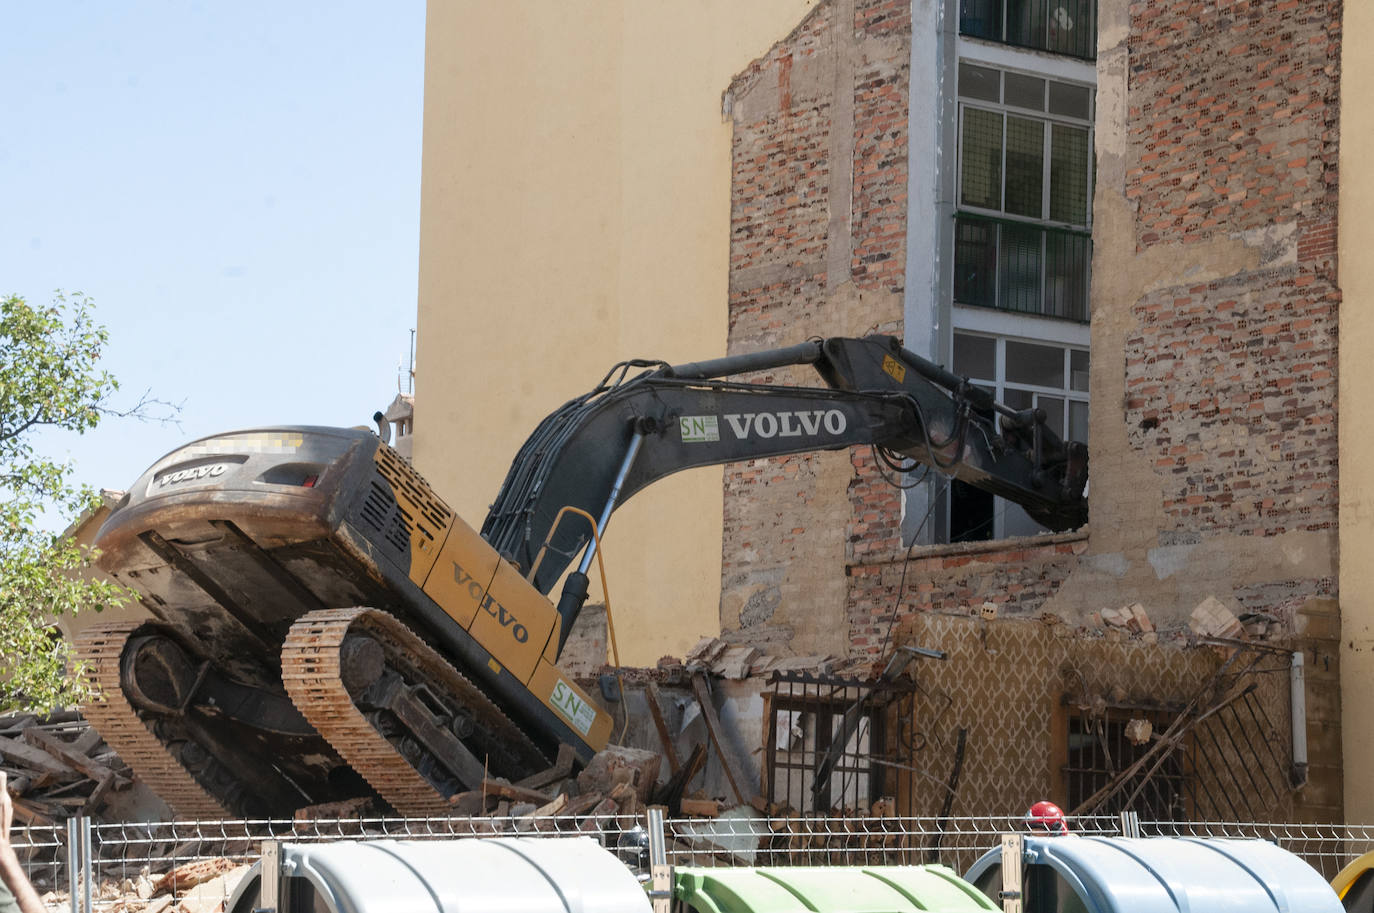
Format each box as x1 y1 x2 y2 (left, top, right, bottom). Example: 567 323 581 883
875 474 952 663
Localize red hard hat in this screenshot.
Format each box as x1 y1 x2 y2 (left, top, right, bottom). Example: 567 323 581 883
1025 800 1069 835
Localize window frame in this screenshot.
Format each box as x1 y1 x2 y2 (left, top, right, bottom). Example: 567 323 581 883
955 72 1095 232
958 0 1099 62
948 326 1089 542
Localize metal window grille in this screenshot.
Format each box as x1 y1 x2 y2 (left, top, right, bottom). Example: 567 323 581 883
959 0 1098 61
954 213 1091 321
1066 708 1189 820
763 672 918 816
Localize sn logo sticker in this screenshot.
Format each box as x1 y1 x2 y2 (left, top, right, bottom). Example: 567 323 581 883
679 415 720 443
551 679 596 736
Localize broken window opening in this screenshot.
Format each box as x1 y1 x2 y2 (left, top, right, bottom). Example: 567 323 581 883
1064 706 1190 821
1064 647 1296 823
764 672 918 816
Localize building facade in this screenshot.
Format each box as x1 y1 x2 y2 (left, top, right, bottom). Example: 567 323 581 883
716 0 1341 821
418 0 1366 822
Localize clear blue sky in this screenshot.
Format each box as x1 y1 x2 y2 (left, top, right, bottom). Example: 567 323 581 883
2 3 426 527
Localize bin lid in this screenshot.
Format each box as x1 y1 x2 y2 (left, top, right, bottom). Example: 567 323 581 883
1331 850 1374 912
964 836 1343 913
225 837 650 913
674 865 1000 913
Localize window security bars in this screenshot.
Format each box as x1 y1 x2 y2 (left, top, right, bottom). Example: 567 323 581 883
763 672 919 815
959 0 1098 61
955 214 1091 322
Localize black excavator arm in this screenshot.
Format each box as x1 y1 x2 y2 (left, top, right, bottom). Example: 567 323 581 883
480 335 1088 651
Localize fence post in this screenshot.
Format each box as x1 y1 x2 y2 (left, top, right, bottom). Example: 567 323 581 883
646 806 671 913
80 816 92 913
1118 811 1142 838
257 840 281 913
999 833 1023 913
66 818 78 913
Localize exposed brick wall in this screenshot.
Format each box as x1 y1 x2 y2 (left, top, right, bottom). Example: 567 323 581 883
1120 0 1341 540
848 537 1087 655
728 4 833 285
729 101 832 279
1124 271 1338 535
1126 0 1341 247
721 0 1341 681
721 0 912 653
850 0 909 294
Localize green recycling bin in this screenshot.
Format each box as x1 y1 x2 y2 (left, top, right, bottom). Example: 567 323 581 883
674 865 1000 913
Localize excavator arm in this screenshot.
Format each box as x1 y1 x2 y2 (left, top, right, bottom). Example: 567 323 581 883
482 335 1088 650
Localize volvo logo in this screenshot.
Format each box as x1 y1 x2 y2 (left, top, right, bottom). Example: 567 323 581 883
453 561 530 643
156 464 229 487
723 409 848 439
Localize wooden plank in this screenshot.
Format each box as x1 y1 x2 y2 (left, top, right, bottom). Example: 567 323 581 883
561 791 607 817
514 743 576 791
679 797 720 818
761 690 776 803
23 728 118 784
448 791 488 816
652 743 705 811
0 735 79 780
481 778 553 805
690 673 747 805
530 793 568 817
644 683 682 775
70 726 103 756
8 797 54 827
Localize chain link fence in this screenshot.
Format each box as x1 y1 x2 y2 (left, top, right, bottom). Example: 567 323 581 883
12 813 1374 911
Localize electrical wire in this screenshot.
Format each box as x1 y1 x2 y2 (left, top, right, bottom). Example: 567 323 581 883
875 473 952 664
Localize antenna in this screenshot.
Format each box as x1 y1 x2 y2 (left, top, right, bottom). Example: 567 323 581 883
408 328 416 394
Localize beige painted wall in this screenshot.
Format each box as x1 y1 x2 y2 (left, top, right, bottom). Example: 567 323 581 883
1340 1 1374 824
416 0 815 666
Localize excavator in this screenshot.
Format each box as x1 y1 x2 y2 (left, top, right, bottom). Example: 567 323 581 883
74 335 1088 819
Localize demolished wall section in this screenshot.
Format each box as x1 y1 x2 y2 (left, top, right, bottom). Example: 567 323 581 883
721 0 910 656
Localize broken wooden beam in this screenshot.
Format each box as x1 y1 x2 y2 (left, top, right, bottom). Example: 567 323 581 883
515 743 577 791
0 735 80 782
481 778 554 805
645 683 682 775
23 727 121 786
690 672 748 805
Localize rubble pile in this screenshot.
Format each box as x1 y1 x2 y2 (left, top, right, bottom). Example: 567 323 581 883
37 859 254 913
678 636 875 680
0 710 132 825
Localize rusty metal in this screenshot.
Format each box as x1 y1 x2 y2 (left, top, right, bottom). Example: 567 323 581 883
73 623 229 820
280 607 546 817
1068 646 1295 821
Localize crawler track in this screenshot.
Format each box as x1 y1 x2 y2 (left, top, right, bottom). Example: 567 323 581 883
281 607 545 817
73 623 230 820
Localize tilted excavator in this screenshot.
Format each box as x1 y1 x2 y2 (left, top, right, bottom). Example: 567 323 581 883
74 335 1088 818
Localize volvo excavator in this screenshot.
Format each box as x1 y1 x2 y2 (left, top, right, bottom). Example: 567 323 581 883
73 335 1088 819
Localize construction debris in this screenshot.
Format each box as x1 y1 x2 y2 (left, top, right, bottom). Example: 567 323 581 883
0 710 132 824
1189 596 1244 639
39 862 252 913
682 636 869 680
1124 718 1153 745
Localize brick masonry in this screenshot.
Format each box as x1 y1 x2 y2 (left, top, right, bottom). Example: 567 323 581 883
722 0 1342 819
